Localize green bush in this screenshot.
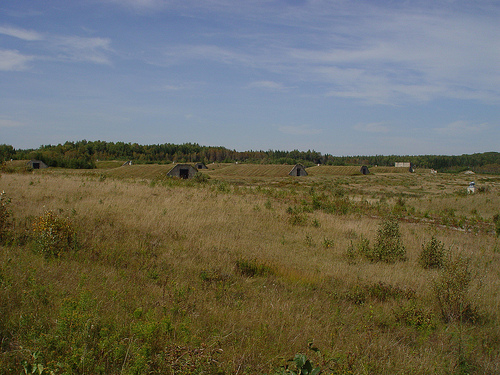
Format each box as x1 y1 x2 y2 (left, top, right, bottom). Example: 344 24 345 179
419 236 446 269
371 218 406 263
32 211 76 258
433 256 480 323
352 219 406 263
394 302 435 330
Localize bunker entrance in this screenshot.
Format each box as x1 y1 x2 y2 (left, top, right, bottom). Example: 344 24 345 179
179 168 189 179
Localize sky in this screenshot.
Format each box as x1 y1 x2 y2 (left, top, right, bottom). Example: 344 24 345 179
1 0 499 156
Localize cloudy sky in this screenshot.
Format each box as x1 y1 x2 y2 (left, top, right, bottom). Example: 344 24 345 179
1 0 499 155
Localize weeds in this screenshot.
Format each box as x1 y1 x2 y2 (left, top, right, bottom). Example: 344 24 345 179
322 237 334 248
345 281 415 305
394 302 435 330
21 351 55 375
32 211 76 258
235 258 273 277
274 353 321 375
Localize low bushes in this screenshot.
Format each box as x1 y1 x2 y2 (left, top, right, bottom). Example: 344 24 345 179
419 236 446 269
32 211 76 258
347 217 406 263
433 256 481 323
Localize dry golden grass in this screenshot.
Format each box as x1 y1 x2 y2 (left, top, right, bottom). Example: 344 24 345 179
1 169 499 374
207 164 301 178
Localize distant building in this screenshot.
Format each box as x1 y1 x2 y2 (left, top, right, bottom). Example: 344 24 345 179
194 163 208 170
166 164 199 179
467 182 475 194
360 166 370 175
289 164 308 176
26 160 48 169
395 162 414 173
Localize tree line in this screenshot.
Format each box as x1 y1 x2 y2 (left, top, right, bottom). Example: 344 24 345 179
0 141 499 173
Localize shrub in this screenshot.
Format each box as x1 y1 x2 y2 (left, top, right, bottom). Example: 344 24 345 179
356 236 371 258
32 211 76 258
394 302 435 330
433 256 480 323
371 218 406 263
419 236 446 269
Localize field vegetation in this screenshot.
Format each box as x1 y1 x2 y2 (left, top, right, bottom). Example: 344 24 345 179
1 164 499 374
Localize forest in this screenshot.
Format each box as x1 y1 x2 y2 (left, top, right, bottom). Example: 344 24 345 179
0 141 499 173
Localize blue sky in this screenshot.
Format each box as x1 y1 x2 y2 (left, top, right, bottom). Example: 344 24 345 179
1 0 499 155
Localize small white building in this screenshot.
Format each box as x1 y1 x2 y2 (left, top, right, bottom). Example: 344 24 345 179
467 182 475 194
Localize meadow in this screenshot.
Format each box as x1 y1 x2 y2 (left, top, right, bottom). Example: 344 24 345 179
1 164 499 374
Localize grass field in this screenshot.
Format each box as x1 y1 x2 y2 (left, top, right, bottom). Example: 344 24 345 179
1 166 499 374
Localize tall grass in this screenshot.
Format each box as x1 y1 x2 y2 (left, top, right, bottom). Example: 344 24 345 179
0 171 499 374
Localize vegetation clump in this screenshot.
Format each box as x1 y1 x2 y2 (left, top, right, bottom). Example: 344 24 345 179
433 256 480 323
345 281 415 305
419 236 446 269
274 353 321 375
235 258 274 277
351 218 406 263
32 211 76 258
493 213 500 237
371 217 406 262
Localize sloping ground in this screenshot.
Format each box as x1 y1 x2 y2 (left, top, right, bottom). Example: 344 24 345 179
95 160 124 169
207 164 300 178
307 166 364 176
104 164 175 179
371 166 413 173
3 159 30 171
307 165 412 176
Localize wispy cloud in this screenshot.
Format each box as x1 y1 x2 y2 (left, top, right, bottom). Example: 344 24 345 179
278 124 322 136
51 36 113 64
434 121 489 136
0 118 25 128
132 1 500 104
0 24 112 66
0 49 34 71
0 25 44 41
